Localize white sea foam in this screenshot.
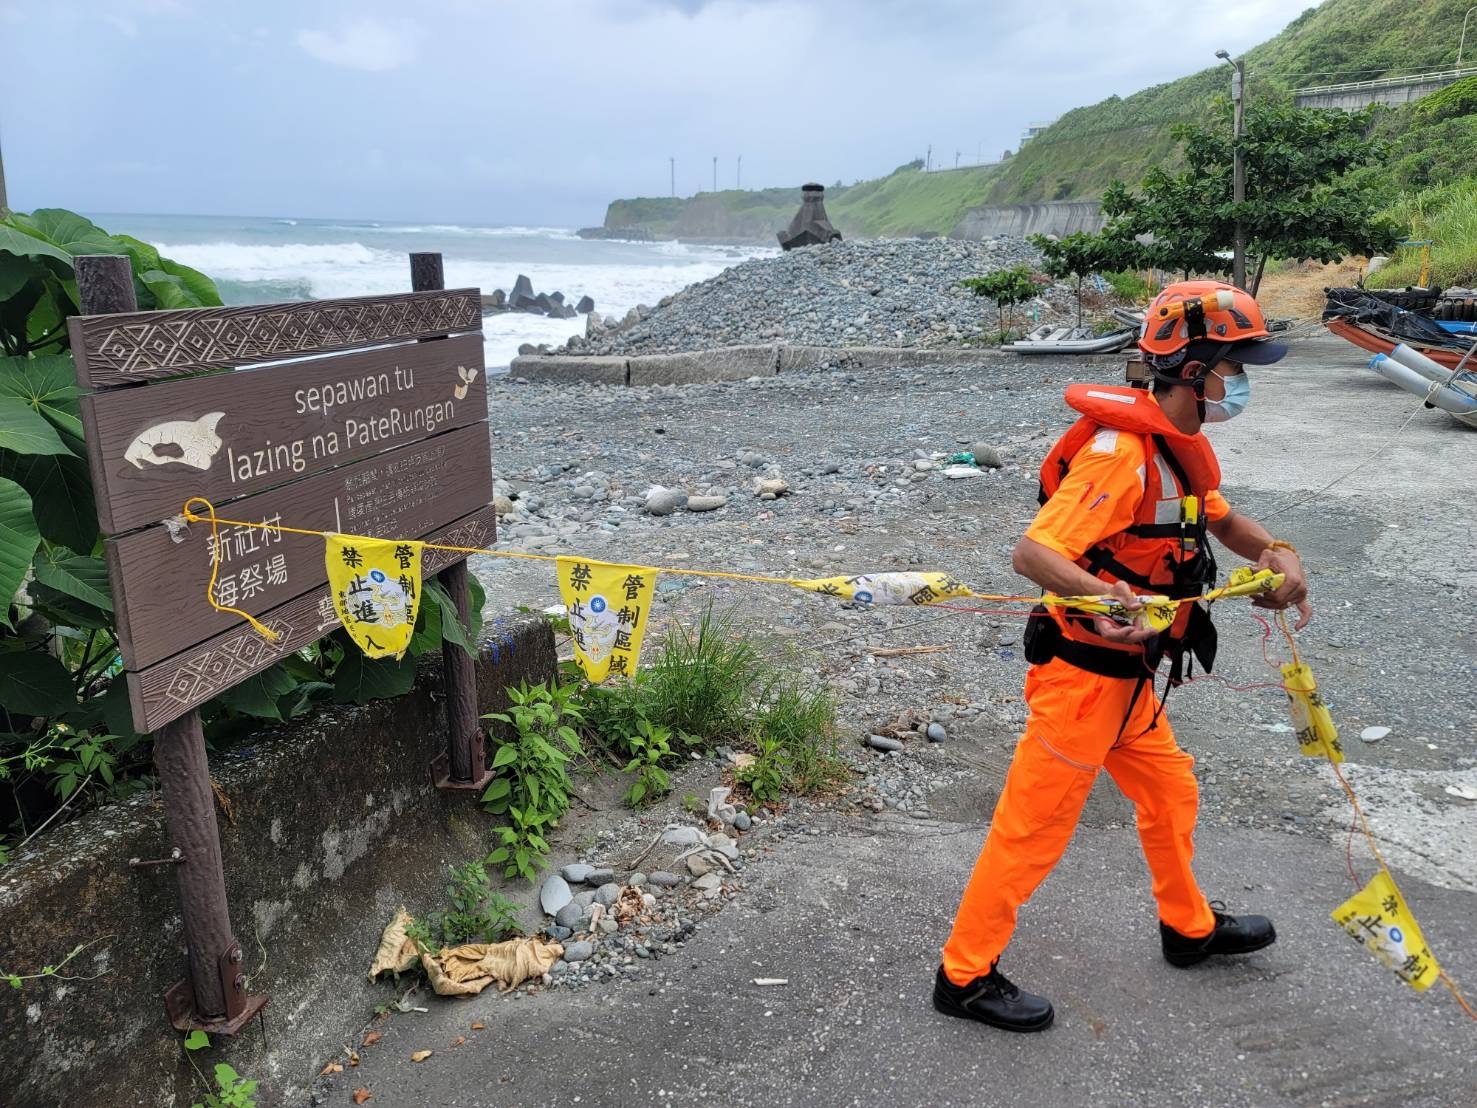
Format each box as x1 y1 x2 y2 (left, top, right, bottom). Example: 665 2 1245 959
148 222 774 368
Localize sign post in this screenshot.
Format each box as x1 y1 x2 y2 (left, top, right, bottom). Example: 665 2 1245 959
70 253 495 1031
410 252 494 793
75 256 266 1034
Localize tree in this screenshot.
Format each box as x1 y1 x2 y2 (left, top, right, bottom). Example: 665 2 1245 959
961 266 1040 340
1093 101 1402 292
1030 232 1148 326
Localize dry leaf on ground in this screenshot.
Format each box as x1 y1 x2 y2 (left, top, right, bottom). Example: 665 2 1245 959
452 1036 466 1047
470 1021 485 1030
352 1091 373 1105
411 1049 433 1062
319 1062 343 1076
362 1031 382 1047
349 1051 360 1066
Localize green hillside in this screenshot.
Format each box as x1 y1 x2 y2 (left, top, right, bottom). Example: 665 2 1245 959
601 0 1477 242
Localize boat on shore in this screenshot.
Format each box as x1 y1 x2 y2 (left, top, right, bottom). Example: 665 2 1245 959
1004 324 1137 355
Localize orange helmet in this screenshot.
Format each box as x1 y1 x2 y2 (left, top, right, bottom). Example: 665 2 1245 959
1139 280 1285 379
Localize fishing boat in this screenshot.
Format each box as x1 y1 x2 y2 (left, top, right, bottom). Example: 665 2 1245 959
1323 287 1476 371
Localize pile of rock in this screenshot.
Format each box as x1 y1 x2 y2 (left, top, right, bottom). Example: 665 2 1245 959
535 817 752 989
565 237 1078 356
484 274 595 319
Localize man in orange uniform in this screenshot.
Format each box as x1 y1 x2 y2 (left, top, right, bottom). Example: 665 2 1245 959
933 282 1312 1032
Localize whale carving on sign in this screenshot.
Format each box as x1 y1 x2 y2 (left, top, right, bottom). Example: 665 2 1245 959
124 412 227 470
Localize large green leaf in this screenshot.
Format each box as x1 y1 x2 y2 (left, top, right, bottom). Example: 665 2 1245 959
32 553 112 612
99 678 142 739
153 256 223 307
0 396 68 455
0 252 37 302
0 649 74 717
0 450 95 553
407 587 443 657
0 354 84 443
215 662 298 720
0 477 39 630
425 579 477 658
28 580 112 630
0 224 73 267
332 649 417 705
18 210 115 256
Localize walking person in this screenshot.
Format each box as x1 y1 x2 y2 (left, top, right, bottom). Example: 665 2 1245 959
934 281 1312 1032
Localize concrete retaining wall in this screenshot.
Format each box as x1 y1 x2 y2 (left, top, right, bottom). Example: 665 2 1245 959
0 616 556 1108
949 200 1104 241
510 343 1001 385
1294 70 1476 111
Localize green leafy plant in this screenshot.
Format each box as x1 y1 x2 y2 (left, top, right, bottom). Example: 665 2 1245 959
407 860 523 950
1030 232 1148 325
620 719 674 807
184 1031 257 1108
2 934 108 991
740 674 845 802
0 208 490 861
482 681 585 880
961 266 1041 340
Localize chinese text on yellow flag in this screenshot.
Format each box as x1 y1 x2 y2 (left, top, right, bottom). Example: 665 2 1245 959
326 536 423 659
795 571 971 606
1333 869 1441 992
557 558 657 683
1281 661 1344 763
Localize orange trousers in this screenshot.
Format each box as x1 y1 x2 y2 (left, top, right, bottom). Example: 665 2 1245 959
942 656 1216 985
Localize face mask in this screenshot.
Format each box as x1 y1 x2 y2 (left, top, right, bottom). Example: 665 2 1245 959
1203 370 1250 423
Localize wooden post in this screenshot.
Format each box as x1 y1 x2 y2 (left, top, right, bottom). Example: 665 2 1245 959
76 255 266 1033
410 252 492 792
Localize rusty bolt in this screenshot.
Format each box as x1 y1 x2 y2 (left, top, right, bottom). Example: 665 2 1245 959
229 948 244 964
234 974 247 991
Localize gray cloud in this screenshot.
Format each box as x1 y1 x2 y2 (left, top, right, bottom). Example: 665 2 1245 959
0 0 1296 225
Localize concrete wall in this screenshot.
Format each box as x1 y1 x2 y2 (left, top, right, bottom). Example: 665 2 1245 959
509 343 1002 385
0 616 556 1108
1294 71 1474 111
949 200 1104 241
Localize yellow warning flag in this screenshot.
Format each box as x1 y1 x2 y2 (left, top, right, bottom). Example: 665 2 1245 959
1333 869 1441 992
326 535 423 660
795 571 971 606
556 558 657 683
1281 660 1343 763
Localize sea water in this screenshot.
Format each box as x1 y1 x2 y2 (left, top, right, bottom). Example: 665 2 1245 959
94 213 774 369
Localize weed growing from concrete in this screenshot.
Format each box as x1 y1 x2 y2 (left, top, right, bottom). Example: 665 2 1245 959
482 681 585 880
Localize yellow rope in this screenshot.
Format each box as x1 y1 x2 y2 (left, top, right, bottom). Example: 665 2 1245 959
1274 611 1475 1022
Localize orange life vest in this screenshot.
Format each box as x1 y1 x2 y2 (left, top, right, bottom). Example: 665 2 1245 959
1035 384 1220 659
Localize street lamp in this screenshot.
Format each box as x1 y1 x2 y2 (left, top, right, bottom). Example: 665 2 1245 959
1460 6 1477 67
1217 49 1247 291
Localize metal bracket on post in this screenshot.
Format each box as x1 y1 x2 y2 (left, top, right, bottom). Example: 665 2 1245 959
410 251 495 795
163 943 268 1035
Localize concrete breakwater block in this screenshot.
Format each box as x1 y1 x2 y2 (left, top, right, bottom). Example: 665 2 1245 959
626 344 779 386
511 354 629 385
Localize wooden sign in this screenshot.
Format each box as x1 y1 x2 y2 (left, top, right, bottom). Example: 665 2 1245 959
80 333 486 533
67 262 496 733
68 288 482 388
124 505 497 732
108 422 491 672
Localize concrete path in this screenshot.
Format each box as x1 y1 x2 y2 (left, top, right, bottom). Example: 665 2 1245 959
320 814 1476 1107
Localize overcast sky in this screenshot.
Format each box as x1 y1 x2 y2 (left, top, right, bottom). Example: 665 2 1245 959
1 0 1299 227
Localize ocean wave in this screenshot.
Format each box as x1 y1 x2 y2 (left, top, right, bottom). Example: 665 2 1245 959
351 223 580 240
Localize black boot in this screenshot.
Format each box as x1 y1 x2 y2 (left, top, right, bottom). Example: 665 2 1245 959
932 964 1054 1032
1161 902 1277 967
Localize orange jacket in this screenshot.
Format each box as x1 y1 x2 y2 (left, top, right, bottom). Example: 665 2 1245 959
1028 385 1227 650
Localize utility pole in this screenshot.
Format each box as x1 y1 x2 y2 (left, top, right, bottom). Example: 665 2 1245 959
737 154 742 189
925 144 932 172
1217 48 1247 291
955 150 961 169
712 156 717 192
0 124 9 215
670 157 675 197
